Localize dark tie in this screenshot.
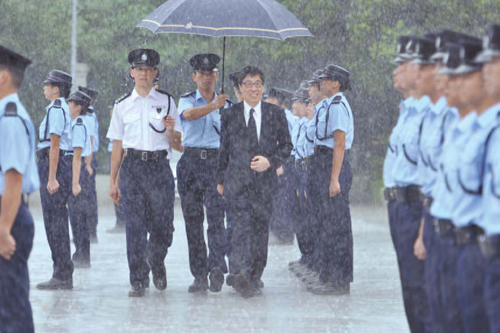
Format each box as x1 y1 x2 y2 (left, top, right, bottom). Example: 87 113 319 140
248 108 258 144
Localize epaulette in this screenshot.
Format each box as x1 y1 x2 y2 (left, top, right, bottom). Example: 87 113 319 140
156 89 172 98
181 91 196 98
116 92 132 105
331 96 342 105
4 102 17 117
76 118 83 124
53 99 62 108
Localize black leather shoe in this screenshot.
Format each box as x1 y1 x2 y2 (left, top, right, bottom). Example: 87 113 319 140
36 278 73 290
152 264 167 291
128 281 146 297
188 278 208 293
226 274 234 287
233 274 254 298
209 267 224 293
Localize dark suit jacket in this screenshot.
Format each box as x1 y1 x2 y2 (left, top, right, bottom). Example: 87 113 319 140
217 101 293 200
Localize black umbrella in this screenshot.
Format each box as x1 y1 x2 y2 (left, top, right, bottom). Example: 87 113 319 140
137 0 313 92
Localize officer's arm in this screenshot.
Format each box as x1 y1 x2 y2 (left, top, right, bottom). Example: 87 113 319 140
85 136 94 172
168 130 183 152
268 109 293 171
182 103 219 121
110 140 124 186
72 148 83 187
0 170 22 236
331 130 346 182
48 134 61 182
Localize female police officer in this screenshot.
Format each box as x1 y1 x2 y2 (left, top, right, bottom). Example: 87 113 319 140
36 69 74 290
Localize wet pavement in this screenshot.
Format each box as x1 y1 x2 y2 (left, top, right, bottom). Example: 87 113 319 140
26 178 409 333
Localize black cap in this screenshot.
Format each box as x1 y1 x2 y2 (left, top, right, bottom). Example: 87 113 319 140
402 35 421 60
0 45 31 73
393 35 411 64
228 71 242 88
78 86 98 99
189 54 220 72
438 44 462 75
43 70 72 86
67 90 91 107
430 30 479 64
268 87 293 100
307 69 323 86
128 49 160 68
409 37 437 65
318 64 350 80
292 87 310 102
452 39 484 75
475 24 500 63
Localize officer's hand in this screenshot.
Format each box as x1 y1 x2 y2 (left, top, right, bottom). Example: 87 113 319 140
251 156 271 173
214 94 227 109
217 184 224 198
86 165 94 176
73 183 82 197
0 229 16 261
110 184 121 204
414 235 427 260
329 179 341 197
276 166 284 176
163 115 176 132
47 178 60 195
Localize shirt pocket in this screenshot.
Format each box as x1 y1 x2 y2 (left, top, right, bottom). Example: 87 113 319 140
148 109 166 133
123 112 141 142
458 141 483 193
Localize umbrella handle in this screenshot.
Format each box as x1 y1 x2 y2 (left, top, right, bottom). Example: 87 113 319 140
221 36 226 94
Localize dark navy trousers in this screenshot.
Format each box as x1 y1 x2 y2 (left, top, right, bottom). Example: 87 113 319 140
456 240 489 333
314 154 353 286
176 154 227 279
294 166 316 264
306 155 324 273
270 159 298 242
68 158 93 263
88 157 98 237
422 210 445 333
0 201 35 333
37 154 74 280
485 256 500 332
394 198 431 333
120 156 175 285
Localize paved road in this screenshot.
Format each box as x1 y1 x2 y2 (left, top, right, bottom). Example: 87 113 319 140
26 188 409 333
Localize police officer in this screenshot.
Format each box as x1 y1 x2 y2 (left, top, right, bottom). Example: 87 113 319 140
177 53 230 293
266 87 297 244
0 44 39 333
448 37 498 332
477 23 500 332
106 102 126 234
36 69 74 290
107 48 183 297
78 86 100 243
307 64 354 295
67 90 93 269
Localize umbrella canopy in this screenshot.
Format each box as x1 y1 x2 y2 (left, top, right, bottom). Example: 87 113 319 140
137 0 313 41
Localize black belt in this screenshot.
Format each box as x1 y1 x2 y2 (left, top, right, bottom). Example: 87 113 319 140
384 188 396 202
434 218 454 237
454 225 484 246
478 234 500 258
36 148 67 159
184 147 218 159
314 146 350 158
393 185 421 204
125 149 168 162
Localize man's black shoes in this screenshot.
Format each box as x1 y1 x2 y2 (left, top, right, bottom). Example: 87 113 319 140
36 278 73 290
129 281 146 297
152 264 167 291
188 278 209 293
209 267 224 293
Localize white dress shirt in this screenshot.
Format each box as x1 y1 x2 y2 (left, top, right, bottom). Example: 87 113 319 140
243 100 262 141
106 88 182 157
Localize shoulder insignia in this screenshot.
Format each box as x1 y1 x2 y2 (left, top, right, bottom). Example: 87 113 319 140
116 92 132 105
331 96 342 105
156 89 172 98
53 99 62 108
4 102 17 117
76 118 83 124
181 91 196 98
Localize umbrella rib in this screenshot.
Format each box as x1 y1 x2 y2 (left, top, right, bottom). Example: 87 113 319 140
140 19 310 35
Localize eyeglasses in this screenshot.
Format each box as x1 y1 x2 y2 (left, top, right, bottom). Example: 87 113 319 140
241 81 263 88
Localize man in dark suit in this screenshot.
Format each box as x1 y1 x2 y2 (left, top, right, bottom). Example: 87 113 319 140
217 66 292 298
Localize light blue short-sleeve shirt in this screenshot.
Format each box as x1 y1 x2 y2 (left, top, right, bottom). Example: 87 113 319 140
71 116 92 157
37 98 72 151
0 93 40 195
88 108 100 152
292 117 308 159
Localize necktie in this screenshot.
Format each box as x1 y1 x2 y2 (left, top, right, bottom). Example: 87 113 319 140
248 108 258 144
